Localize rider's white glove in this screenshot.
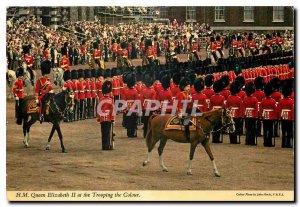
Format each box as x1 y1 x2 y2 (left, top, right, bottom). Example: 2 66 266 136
112 121 115 126
36 99 39 104
178 113 183 119
15 96 19 101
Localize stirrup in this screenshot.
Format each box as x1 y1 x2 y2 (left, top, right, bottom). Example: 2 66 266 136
39 115 44 124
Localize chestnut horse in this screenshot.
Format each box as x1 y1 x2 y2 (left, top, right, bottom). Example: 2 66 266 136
143 108 235 176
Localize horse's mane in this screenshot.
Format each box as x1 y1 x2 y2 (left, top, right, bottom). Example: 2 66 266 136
201 109 222 118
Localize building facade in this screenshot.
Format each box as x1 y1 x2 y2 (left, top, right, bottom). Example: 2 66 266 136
7 6 294 31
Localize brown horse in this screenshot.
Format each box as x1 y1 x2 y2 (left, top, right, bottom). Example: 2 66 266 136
143 108 235 176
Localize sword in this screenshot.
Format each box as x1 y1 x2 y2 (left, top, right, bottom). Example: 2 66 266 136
111 121 115 150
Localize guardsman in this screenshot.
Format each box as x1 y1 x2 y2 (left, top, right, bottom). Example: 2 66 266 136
62 70 73 122
191 40 200 61
210 80 225 143
171 73 181 100
164 36 170 55
145 39 155 63
97 80 115 150
226 81 243 144
215 35 224 58
111 68 119 102
22 45 35 85
202 74 215 111
176 78 192 142
84 69 92 119
110 39 118 61
231 34 238 52
277 81 294 148
141 73 157 138
93 42 101 69
77 69 86 120
44 41 51 61
81 40 87 64
13 68 24 125
253 76 265 136
71 70 79 121
96 69 104 102
247 34 257 56
90 69 97 118
237 35 245 57
243 82 258 145
260 82 277 147
192 78 207 113
158 75 173 114
235 76 246 100
270 77 282 137
35 60 54 123
219 75 231 104
140 37 146 57
123 73 140 138
60 47 70 71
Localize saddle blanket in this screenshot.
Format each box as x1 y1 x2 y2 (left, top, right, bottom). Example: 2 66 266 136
164 116 197 131
26 99 39 114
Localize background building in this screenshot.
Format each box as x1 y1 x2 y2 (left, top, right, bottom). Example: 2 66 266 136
7 6 294 31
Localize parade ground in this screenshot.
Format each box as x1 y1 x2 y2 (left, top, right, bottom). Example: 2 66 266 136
6 54 294 191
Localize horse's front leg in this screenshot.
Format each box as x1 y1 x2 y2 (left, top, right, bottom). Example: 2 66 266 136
158 138 168 172
202 140 221 177
55 123 67 153
46 125 56 150
23 118 29 148
187 140 198 175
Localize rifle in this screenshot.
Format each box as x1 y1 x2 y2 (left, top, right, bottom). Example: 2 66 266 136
110 121 115 150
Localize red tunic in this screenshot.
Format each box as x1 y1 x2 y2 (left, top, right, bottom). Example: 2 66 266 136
243 96 259 118
35 77 53 99
110 43 118 54
90 81 97 98
96 80 103 99
63 80 73 91
260 97 277 120
175 92 192 114
44 49 51 60
277 97 294 120
209 93 225 111
141 86 157 110
158 89 173 113
84 81 91 99
93 49 101 59
72 80 78 100
123 88 140 112
13 79 24 99
77 81 85 100
192 92 208 112
60 56 70 71
97 96 115 123
23 54 33 68
226 95 243 118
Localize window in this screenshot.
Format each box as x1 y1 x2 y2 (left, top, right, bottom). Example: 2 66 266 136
273 6 284 22
186 7 196 22
160 7 168 18
215 6 225 22
244 6 254 22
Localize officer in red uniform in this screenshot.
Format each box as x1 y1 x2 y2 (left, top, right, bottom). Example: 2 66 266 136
210 80 225 143
253 76 265 136
77 69 86 120
62 70 73 122
158 75 173 114
277 81 294 148
231 35 238 52
215 35 224 58
123 73 140 137
35 60 54 123
97 80 115 150
191 40 200 61
202 74 215 111
90 69 97 118
209 36 218 61
13 68 24 125
60 47 70 71
84 69 92 119
192 78 207 113
96 69 104 101
243 82 259 145
93 42 102 69
247 34 257 56
237 35 244 57
260 83 277 147
141 73 157 138
140 37 146 56
226 81 243 144
22 45 35 85
110 39 118 61
71 70 79 121
145 39 155 63
81 40 87 64
44 42 51 60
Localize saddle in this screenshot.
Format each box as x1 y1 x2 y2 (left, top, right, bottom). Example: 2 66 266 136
164 116 196 131
25 99 39 114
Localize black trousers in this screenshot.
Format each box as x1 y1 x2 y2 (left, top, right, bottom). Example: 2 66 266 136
79 99 85 120
281 120 294 148
85 98 91 118
263 120 274 147
73 100 78 121
256 119 262 136
229 118 241 144
273 120 279 137
141 111 153 138
15 99 23 125
91 98 96 118
125 113 138 137
101 121 112 150
245 118 257 145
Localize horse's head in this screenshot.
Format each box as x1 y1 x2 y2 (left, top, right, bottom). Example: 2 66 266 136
22 61 27 71
221 108 235 134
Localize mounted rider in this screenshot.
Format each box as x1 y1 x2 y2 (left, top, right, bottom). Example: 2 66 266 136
59 47 70 71
35 60 54 123
22 45 35 86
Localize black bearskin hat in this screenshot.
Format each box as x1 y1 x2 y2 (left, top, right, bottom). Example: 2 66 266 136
235 76 245 90
254 76 264 90
84 69 91 79
93 42 99 49
161 75 171 90
220 75 230 89
91 69 97 78
210 36 215 42
16 67 24 77
77 69 84 79
216 35 221 41
111 68 118 77
71 70 78 79
172 73 181 85
121 42 127 49
104 69 111 79
145 39 152 48
61 47 67 56
248 35 253 41
277 32 281 37
179 77 190 91
231 34 236 40
264 82 273 97
63 70 71 81
126 73 136 88
270 77 281 91
204 74 214 87
188 73 196 86
266 34 271 39
237 35 242 41
194 78 205 92
144 73 154 88
97 69 104 77
213 80 223 93
282 82 292 98
23 45 30 54
64 42 69 48
245 82 255 96
40 60 51 76
102 80 113 94
230 81 240 95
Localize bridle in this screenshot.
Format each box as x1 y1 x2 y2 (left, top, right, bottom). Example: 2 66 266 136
201 109 235 133
49 89 74 116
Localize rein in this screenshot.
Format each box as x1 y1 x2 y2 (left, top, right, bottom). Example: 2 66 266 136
49 92 73 116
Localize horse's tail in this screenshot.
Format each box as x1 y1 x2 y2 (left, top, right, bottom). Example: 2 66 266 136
145 114 157 149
